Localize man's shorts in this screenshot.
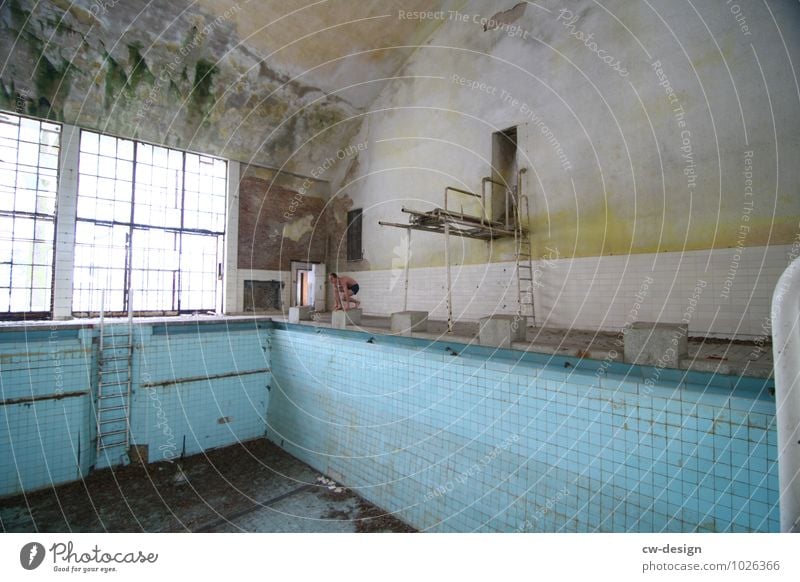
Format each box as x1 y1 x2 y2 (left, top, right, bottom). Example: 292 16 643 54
349 284 360 295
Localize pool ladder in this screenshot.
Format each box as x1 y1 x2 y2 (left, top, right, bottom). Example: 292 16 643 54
514 193 535 324
95 310 133 464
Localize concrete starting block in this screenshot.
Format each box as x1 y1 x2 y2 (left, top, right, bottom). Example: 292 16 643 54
332 308 362 328
288 306 313 323
623 321 687 368
478 315 527 348
391 311 428 336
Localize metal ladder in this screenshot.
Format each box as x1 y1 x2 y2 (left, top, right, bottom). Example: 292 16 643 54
95 309 133 463
514 194 535 324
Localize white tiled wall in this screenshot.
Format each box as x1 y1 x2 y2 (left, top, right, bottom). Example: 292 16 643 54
344 244 795 338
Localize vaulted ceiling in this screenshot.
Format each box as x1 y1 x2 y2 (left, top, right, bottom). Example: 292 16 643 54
0 0 456 172
194 0 455 109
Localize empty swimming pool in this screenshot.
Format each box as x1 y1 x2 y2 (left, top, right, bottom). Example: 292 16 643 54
0 317 778 532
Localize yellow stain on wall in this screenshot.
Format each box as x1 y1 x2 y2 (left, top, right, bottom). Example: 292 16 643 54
530 204 799 258
282 215 314 242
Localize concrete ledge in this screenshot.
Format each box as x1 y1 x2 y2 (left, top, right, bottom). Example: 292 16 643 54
288 306 313 324
390 311 428 336
624 321 687 367
332 309 362 328
478 315 527 348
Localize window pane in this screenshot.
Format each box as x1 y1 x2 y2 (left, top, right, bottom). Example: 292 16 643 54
30 288 48 311
18 142 39 166
0 116 19 140
80 130 98 153
39 153 58 169
99 134 117 156
117 139 134 160
72 220 128 312
10 287 29 311
179 233 219 311
80 152 98 175
18 117 38 142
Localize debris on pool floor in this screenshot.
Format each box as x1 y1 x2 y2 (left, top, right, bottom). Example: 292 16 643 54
0 439 415 533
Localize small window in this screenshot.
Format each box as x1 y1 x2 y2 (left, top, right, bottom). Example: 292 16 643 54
346 208 363 261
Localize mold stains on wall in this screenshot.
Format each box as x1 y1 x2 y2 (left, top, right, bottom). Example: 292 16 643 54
0 0 361 175
188 59 218 129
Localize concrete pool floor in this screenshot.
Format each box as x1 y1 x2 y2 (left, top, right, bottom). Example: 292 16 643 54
0 439 414 533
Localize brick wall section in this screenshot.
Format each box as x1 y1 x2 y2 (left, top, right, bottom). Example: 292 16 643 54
237 173 350 272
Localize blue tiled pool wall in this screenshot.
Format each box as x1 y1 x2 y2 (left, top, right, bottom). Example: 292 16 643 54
265 324 779 532
0 322 270 497
1 319 780 532
0 328 94 497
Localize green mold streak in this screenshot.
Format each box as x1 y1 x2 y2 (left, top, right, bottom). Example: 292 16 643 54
3 0 72 119
307 104 344 132
32 54 73 120
103 52 128 110
0 79 16 113
7 0 29 29
188 59 218 125
127 43 155 88
103 44 156 111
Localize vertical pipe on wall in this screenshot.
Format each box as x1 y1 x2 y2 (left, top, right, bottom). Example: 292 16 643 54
444 223 452 334
53 124 81 319
772 257 800 532
403 229 411 312
223 161 240 314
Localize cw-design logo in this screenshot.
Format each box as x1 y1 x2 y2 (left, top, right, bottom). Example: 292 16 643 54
20 542 46 570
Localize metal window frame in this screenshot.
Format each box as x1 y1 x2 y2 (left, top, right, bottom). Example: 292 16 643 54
0 110 60 320
73 130 226 317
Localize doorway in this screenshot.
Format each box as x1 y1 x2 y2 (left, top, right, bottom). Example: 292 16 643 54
491 126 518 226
290 261 325 309
291 261 314 307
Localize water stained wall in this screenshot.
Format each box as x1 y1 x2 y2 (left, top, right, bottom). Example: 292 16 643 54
333 0 800 267
0 0 366 175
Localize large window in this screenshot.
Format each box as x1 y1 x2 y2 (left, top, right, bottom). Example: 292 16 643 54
73 131 226 315
0 112 59 318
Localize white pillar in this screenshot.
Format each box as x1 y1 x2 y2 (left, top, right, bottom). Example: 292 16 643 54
52 124 80 319
772 257 800 532
223 161 240 314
